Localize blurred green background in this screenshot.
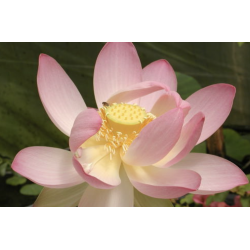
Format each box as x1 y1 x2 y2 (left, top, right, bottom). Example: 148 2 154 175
1 42 250 206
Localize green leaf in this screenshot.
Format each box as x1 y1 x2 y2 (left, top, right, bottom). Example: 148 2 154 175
180 194 194 205
240 196 250 207
223 128 250 162
247 174 250 182
234 186 246 196
237 175 250 193
191 141 206 153
205 196 214 206
242 133 250 143
204 192 229 206
6 176 27 186
176 72 201 100
213 191 229 202
0 155 12 176
0 162 8 176
134 189 173 207
240 183 250 192
20 184 43 196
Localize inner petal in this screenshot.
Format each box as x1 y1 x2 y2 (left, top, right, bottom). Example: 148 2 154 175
74 145 122 187
150 91 191 117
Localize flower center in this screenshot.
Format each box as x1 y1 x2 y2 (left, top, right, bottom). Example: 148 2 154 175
96 103 155 157
105 103 147 134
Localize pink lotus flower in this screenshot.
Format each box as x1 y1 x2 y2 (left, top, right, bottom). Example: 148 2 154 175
12 43 248 206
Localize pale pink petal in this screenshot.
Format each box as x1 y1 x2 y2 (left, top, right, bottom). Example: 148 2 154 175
124 163 201 199
94 42 142 108
143 59 177 91
73 145 121 189
107 81 170 105
179 100 191 117
123 108 184 166
37 54 87 136
171 153 248 194
69 109 102 152
78 167 133 207
154 112 205 168
150 92 176 116
12 147 84 188
150 91 191 117
184 84 236 144
139 59 177 111
33 183 88 207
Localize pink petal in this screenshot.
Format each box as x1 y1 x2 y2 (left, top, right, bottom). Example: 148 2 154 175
123 108 184 166
69 109 102 152
124 163 201 199
73 145 121 189
154 112 205 168
37 54 87 136
139 59 177 111
94 42 142 108
78 167 134 207
143 59 177 91
107 81 170 105
150 91 191 117
171 153 248 194
12 147 84 188
184 84 236 144
33 183 88 207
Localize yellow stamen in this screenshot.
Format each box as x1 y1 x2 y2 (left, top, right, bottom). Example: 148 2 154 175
95 103 155 157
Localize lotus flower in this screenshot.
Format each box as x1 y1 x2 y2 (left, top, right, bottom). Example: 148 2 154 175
11 42 248 207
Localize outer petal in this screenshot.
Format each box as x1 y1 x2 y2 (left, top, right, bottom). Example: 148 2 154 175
171 153 248 194
184 84 236 144
123 108 184 166
134 189 173 207
94 42 142 108
69 109 102 152
150 91 191 117
12 147 84 188
37 54 87 136
124 163 201 199
154 112 205 168
78 167 134 207
107 81 170 105
33 183 88 207
139 59 177 111
73 145 121 189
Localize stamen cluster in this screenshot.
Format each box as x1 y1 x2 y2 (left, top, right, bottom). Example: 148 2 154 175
96 103 155 158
